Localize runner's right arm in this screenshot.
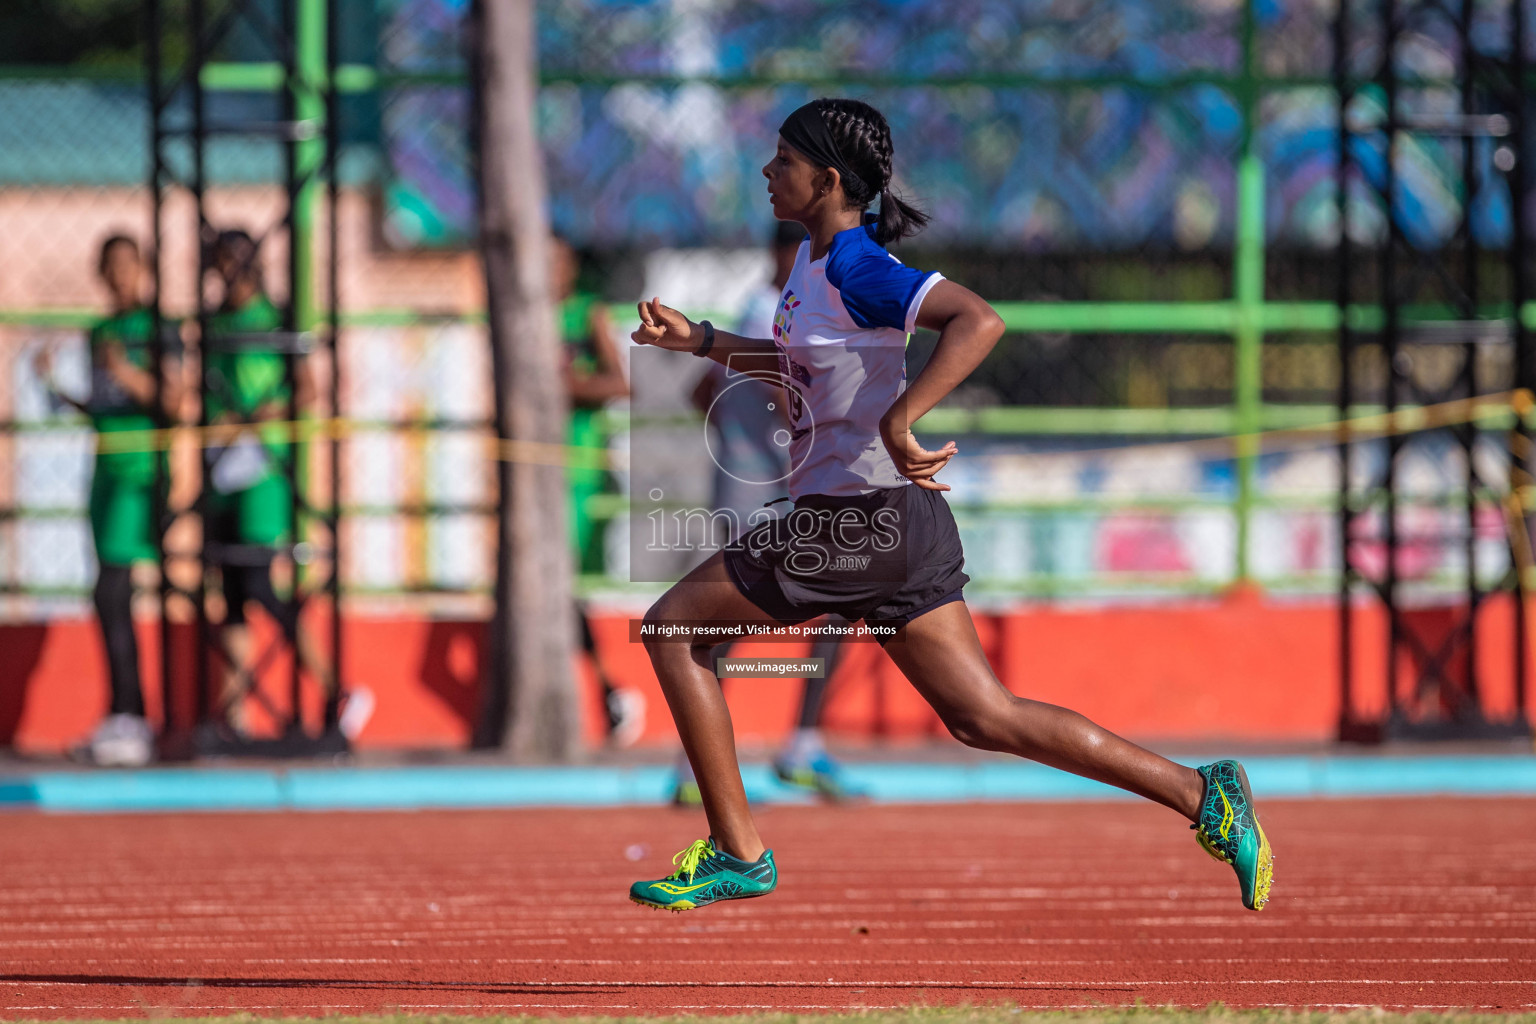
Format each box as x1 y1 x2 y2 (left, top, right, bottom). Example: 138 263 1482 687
632 297 779 377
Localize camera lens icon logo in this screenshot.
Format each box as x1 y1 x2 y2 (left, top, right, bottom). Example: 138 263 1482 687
703 374 813 487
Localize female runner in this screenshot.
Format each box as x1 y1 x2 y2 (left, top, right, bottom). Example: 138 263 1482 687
627 98 1272 914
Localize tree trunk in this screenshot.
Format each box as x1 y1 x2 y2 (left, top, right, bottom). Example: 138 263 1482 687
472 0 578 758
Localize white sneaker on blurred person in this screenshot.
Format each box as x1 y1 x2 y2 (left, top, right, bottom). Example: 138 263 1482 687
605 687 647 748
338 685 376 741
83 713 155 768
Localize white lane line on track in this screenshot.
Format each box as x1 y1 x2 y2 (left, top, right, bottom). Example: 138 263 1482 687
12 979 1533 989
10 936 1529 955
7 1006 1536 1015
12 910 1536 929
583 935 1536 947
63 955 1519 967
0 1007 909 1013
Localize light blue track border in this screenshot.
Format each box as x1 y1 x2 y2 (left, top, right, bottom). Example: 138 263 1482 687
0 755 1533 813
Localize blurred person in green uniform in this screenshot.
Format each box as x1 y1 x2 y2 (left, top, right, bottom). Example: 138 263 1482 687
36 234 184 766
204 229 370 739
552 235 645 745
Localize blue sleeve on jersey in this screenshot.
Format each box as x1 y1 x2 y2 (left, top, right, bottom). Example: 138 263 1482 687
824 228 939 332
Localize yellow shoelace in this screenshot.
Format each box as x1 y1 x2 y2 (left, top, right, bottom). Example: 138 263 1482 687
669 838 716 882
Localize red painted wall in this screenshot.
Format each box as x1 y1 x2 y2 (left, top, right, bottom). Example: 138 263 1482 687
2 595 1527 753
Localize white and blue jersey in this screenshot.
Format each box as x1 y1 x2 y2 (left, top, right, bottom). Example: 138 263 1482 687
764 224 944 499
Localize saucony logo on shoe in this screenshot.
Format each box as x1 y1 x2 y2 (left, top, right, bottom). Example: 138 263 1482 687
648 880 713 895
1214 780 1234 839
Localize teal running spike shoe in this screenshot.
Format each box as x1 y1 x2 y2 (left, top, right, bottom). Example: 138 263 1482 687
629 837 777 912
1193 759 1274 911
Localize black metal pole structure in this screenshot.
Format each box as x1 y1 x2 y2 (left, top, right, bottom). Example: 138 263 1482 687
280 0 304 737
1336 0 1533 742
1335 0 1356 739
189 0 213 738
1510 0 1531 725
1458 0 1479 716
1381 0 1403 732
144 0 345 758
145 0 174 742
324 0 344 733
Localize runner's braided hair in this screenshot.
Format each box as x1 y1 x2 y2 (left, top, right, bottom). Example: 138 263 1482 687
814 98 929 246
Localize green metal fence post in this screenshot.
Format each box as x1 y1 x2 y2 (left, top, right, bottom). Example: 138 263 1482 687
1233 0 1265 585
294 0 326 332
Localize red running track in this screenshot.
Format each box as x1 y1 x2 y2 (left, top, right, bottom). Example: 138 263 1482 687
0 799 1532 1017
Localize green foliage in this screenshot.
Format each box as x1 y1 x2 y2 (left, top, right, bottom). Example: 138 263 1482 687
0 0 146 68
0 0 373 73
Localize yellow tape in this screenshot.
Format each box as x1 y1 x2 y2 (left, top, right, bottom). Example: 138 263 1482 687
90 416 619 471
75 388 1536 476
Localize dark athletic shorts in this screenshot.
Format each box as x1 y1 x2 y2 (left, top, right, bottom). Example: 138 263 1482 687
723 484 969 644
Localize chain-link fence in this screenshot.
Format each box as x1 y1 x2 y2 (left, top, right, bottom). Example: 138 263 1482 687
2 0 1532 616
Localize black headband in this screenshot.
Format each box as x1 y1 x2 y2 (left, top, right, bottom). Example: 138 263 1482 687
779 102 871 201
